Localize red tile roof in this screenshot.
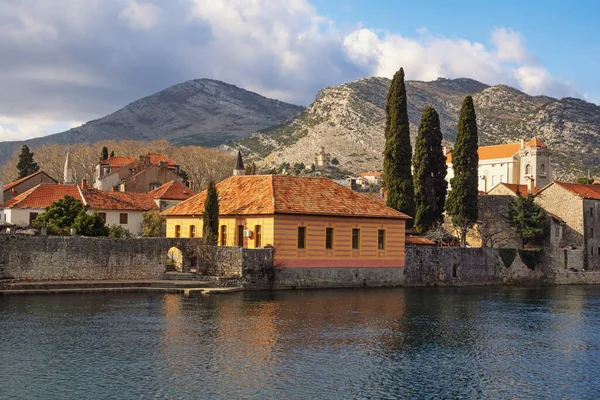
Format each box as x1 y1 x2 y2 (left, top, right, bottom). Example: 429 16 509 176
524 137 547 148
359 171 382 178
149 181 196 200
2 171 57 192
163 175 410 219
489 183 538 195
406 236 436 246
100 156 137 168
554 181 600 200
2 184 157 211
2 184 82 209
82 189 158 211
148 153 178 167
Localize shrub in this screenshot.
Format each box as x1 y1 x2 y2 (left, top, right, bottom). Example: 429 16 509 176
108 225 132 238
518 248 543 270
498 248 517 268
142 210 166 237
73 212 108 237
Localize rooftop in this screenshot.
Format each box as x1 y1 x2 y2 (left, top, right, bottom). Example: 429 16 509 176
100 156 137 168
2 184 82 209
2 171 58 192
446 137 547 163
149 181 196 200
553 181 600 200
162 175 410 219
148 153 178 167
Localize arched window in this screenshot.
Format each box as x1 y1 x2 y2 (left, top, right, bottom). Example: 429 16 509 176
525 164 532 175
540 164 546 175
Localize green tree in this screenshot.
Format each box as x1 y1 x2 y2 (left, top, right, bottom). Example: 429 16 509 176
203 180 219 244
73 212 109 237
110 150 115 158
293 162 305 175
34 195 86 234
101 146 109 160
413 106 448 234
506 190 547 248
108 225 132 238
446 96 479 246
331 157 339 165
16 145 40 178
577 177 594 184
382 67 415 227
142 210 166 237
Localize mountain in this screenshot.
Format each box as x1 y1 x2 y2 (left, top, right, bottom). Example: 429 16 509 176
0 79 303 164
235 77 600 179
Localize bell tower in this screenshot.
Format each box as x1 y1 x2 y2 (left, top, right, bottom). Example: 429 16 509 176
519 137 552 190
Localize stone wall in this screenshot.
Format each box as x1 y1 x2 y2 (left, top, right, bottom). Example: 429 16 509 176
0 236 200 281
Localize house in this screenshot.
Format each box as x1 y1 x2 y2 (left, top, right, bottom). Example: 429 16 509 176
149 180 197 211
486 182 539 196
2 171 58 203
162 174 410 268
1 183 157 235
94 153 183 192
358 172 382 186
535 181 600 270
446 137 552 193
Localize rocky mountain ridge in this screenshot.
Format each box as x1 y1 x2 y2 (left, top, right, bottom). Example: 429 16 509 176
236 77 600 179
0 79 303 165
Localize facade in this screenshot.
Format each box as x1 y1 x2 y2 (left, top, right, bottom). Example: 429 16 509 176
358 172 382 186
1 183 158 235
314 147 331 168
163 175 409 268
446 138 552 193
94 153 183 192
2 171 58 203
149 180 197 211
535 181 600 270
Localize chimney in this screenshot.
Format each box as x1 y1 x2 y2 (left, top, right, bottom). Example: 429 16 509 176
442 146 452 156
528 177 535 194
112 186 117 192
12 188 17 196
520 139 525 149
139 155 150 166
81 179 88 188
159 161 166 168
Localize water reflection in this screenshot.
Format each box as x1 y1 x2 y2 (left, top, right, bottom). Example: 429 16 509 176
2 287 600 399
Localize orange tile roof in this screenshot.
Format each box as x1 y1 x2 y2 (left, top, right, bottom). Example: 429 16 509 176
162 175 410 219
82 189 158 211
2 184 82 209
149 181 196 200
406 236 436 246
148 153 178 167
490 183 538 195
100 156 137 168
554 181 600 200
2 171 57 192
524 137 547 147
447 142 521 163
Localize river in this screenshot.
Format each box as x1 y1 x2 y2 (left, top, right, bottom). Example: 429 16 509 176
1 286 600 399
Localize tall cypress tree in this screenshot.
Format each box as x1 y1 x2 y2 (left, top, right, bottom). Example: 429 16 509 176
101 146 109 160
110 150 115 158
446 96 479 246
413 106 448 234
16 145 40 179
382 67 415 226
203 180 219 245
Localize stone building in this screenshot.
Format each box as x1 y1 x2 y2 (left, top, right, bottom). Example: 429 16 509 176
94 153 183 192
2 171 57 204
535 181 600 270
314 147 331 168
446 137 552 193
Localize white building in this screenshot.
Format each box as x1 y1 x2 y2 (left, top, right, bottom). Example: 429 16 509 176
445 137 552 193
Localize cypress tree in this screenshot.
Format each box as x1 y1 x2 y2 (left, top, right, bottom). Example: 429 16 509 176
413 106 448 234
16 145 40 179
101 146 109 160
110 150 115 158
446 96 479 246
382 67 415 226
203 180 219 245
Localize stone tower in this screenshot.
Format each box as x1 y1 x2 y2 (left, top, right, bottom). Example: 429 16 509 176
233 151 246 176
64 150 74 184
314 147 331 168
519 137 552 190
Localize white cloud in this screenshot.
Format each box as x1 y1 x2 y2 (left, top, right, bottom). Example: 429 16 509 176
120 0 161 31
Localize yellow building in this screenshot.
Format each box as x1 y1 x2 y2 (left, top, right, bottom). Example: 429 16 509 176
162 175 410 268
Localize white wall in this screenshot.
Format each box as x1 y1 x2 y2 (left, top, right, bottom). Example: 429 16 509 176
5 208 45 226
94 209 145 236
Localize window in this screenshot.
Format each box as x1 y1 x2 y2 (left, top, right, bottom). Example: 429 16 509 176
592 246 595 256
98 213 107 223
500 175 505 183
150 182 161 191
540 164 546 176
525 164 532 175
220 225 227 246
298 227 306 249
352 229 360 250
175 225 181 238
103 166 110 175
237 225 245 247
592 228 594 239
119 213 128 224
189 225 196 238
491 175 498 187
326 228 334 249
378 230 385 250
590 207 595 218
254 225 262 248
29 212 39 225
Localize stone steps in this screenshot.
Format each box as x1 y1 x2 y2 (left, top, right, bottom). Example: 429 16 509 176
162 272 198 280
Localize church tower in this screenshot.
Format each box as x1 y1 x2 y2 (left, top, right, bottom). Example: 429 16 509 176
64 150 74 184
233 151 246 176
518 137 552 190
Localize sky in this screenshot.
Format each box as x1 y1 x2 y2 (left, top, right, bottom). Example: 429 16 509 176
1 0 598 142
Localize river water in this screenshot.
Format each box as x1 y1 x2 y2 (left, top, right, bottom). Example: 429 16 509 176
1 286 600 399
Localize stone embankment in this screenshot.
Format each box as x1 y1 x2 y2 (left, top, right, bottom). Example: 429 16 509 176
1 236 599 292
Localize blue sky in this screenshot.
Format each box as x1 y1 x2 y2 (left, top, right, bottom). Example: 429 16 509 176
0 0 598 142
